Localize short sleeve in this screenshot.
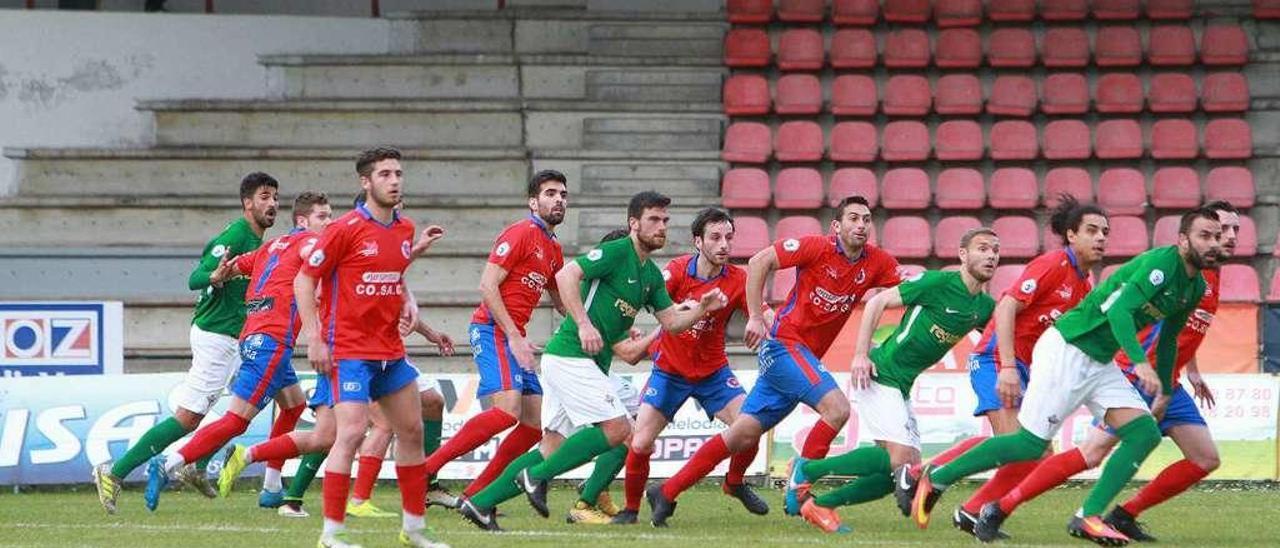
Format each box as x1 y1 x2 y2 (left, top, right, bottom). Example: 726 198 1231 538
576 239 623 280
1005 257 1066 306
487 226 528 271
899 270 943 306
233 246 262 275
300 223 349 279
774 235 827 270
872 251 904 289
660 258 684 296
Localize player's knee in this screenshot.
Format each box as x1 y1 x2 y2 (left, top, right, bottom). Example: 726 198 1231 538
1118 414 1162 454
1079 442 1110 468
630 436 655 456
1191 451 1220 472
420 391 445 418
173 408 203 430
822 399 850 427
601 419 631 446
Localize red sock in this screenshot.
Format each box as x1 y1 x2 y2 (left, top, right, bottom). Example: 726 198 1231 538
1120 459 1209 517
999 448 1088 515
624 448 650 512
725 440 758 487
323 471 350 523
426 407 517 475
353 455 383 501
801 419 839 460
177 413 250 464
248 434 299 465
396 462 428 517
911 435 986 477
962 459 1041 514
265 404 305 471
463 423 541 497
662 434 730 501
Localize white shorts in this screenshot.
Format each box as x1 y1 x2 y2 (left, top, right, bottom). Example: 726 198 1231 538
851 380 920 449
610 374 641 418
1018 327 1150 440
541 353 629 437
416 372 440 394
171 324 240 415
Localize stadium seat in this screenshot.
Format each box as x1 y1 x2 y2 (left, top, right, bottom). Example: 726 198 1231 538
1202 72 1250 112
1148 26 1196 66
770 268 796 303
774 168 824 209
883 0 930 23
1040 73 1089 114
1151 119 1199 159
721 122 771 163
1095 27 1142 67
1151 167 1201 208
988 76 1036 117
1203 118 1253 159
935 120 984 160
987 0 1035 21
1093 0 1139 20
1148 73 1197 113
934 216 983 258
830 28 877 68
935 28 982 68
1205 166 1255 208
1041 27 1091 68
721 168 772 208
1095 119 1143 159
1098 168 1147 215
880 168 931 209
1042 0 1088 20
724 29 771 68
778 0 825 23
1044 167 1094 206
884 29 930 68
831 74 877 116
1044 225 1065 252
990 264 1028 297
987 28 1036 68
1220 264 1261 302
1236 216 1259 256
1147 0 1193 19
1099 264 1123 282
829 121 878 162
1258 0 1280 19
882 217 932 259
1106 216 1150 257
883 75 932 116
881 121 931 161
1042 119 1091 160
935 168 985 209
1200 25 1249 65
727 0 771 24
1095 73 1144 114
993 216 1039 258
730 216 770 259
828 167 878 207
723 74 770 116
778 29 824 71
775 74 822 115
990 120 1038 160
832 0 879 25
775 215 824 242
935 0 982 27
988 167 1039 209
775 121 823 162
1152 215 1180 247
935 74 983 115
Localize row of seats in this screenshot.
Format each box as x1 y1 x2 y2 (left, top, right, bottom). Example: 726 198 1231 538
729 0 1199 26
724 25 1249 69
722 118 1253 163
724 72 1249 116
722 165 1255 211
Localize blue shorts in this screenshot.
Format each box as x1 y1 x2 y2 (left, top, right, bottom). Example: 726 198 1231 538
968 352 1029 417
741 339 840 431
229 333 299 410
470 323 542 397
641 365 746 421
1097 383 1207 435
315 357 419 405
308 374 334 409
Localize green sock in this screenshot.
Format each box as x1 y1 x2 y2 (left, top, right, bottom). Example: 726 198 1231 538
110 417 190 478
286 451 327 499
801 446 890 482
527 426 612 482
814 473 894 509
423 419 443 482
930 428 1047 489
470 450 544 510
1081 415 1161 516
580 444 627 504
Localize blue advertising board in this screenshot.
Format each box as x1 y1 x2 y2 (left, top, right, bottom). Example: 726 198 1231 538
0 302 123 376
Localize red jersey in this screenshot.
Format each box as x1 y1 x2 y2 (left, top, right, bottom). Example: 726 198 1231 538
1116 268 1220 383
234 228 318 346
974 248 1092 366
648 254 749 381
470 216 564 335
771 236 902 356
300 206 416 360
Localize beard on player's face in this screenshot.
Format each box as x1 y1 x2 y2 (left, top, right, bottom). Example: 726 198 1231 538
536 200 565 226
637 227 666 251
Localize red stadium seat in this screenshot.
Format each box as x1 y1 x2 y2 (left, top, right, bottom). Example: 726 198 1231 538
935 168 985 209
1258 0 1280 19
1201 25 1249 65
935 120 984 161
990 264 1028 297
1236 216 1259 256
935 0 982 27
1106 216 1150 257
1202 72 1250 112
830 28 877 68
1148 73 1197 113
884 0 930 23
935 74 983 115
990 121 1038 160
1098 168 1147 216
724 29 771 68
1099 264 1123 282
1042 0 1089 21
987 76 1036 117
1093 0 1140 20
1095 73 1144 114
1041 27 1090 68
1148 26 1196 66
730 216 770 259
935 28 982 68
1040 73 1089 114
721 168 772 208
1042 119 1091 160
880 168 931 210
1205 166 1255 208
987 0 1035 21
1147 0 1193 19
884 29 930 68
727 0 771 24
881 121 931 161
883 75 931 116
778 0 825 23
774 168 824 209
775 121 823 162
1151 167 1201 208
1044 225 1064 252
934 216 983 258
1220 264 1261 302
1204 118 1253 159
989 167 1038 209
776 215 824 242
722 122 771 163
778 29 824 71
1095 119 1143 159
770 268 796 303
1151 119 1199 159
829 121 878 162
828 167 878 207
775 74 822 115
987 28 1036 68
831 74 877 116
723 74 770 116
832 0 879 25
1152 215 1180 247
1044 167 1094 206
1095 27 1142 67
993 216 1040 258
881 216 932 259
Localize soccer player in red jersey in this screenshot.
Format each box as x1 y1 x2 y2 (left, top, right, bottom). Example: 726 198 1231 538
649 196 902 526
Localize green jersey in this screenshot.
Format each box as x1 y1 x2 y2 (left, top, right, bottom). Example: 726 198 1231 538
872 271 995 398
190 217 262 338
1054 246 1203 393
543 236 674 373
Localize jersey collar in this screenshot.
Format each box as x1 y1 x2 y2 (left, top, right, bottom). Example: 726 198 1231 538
831 235 866 263
686 253 726 281
287 226 305 235
1064 246 1087 279
528 214 557 240
355 202 400 228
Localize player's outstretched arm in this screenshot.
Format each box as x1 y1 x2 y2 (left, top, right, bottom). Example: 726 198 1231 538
743 246 780 350
555 261 603 354
656 288 726 334
411 318 455 357
612 328 659 366
851 287 903 389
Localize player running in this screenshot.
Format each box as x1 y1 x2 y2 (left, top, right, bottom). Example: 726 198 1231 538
905 207 1223 546
786 227 1000 534
93 172 278 514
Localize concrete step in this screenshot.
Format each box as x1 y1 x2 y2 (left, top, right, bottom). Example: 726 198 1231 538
261 54 521 100
533 158 724 199
524 64 724 103
526 110 723 150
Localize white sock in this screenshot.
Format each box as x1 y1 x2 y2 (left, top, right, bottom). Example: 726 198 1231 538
322 518 345 536
263 467 282 492
350 497 366 505
402 511 424 532
163 452 186 475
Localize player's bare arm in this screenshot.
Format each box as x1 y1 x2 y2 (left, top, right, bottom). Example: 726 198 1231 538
655 288 727 334
411 224 446 258
207 253 237 288
851 286 904 390
993 295 1029 407
612 327 657 365
293 272 330 374
412 318 455 357
555 261 604 354
478 261 539 370
743 245 779 350
1184 358 1215 408
399 281 421 336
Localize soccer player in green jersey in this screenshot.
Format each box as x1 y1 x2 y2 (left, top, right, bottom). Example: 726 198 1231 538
785 227 1000 534
91 172 278 514
905 207 1223 545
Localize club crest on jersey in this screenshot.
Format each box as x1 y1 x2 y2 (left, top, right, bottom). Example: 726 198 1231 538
1020 279 1037 294
783 238 800 252
211 244 228 258
269 239 290 252
359 240 379 257
855 269 866 284
662 269 671 281
1057 285 1073 299
824 265 839 279
495 241 511 257
532 246 544 260
308 249 326 267
401 240 412 259
1149 269 1165 286
726 376 741 389
587 249 603 261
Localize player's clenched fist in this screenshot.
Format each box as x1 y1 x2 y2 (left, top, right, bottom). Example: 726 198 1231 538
697 287 728 313
743 315 767 351
308 336 333 375
1131 362 1162 398
577 319 604 355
